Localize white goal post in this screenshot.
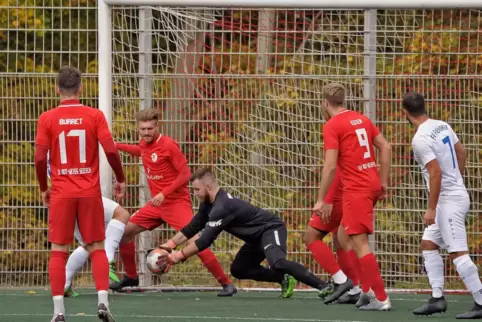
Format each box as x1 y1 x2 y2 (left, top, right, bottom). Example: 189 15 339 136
102 0 482 8
97 0 482 292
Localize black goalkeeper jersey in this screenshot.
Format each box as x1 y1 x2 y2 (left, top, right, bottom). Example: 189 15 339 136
180 189 284 251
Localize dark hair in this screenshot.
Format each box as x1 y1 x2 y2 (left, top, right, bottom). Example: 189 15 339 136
402 92 426 116
57 66 82 95
190 167 216 182
135 108 159 122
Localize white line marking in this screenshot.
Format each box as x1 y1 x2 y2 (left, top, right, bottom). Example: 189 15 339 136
0 313 363 321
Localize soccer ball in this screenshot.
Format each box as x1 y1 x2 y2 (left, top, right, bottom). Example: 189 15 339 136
146 248 170 274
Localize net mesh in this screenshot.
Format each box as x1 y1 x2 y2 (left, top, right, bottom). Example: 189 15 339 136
110 7 482 290
0 3 481 291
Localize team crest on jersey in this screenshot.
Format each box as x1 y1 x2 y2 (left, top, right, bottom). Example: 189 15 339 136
151 153 158 162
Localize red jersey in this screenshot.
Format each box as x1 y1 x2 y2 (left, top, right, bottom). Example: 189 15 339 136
323 110 381 192
35 99 114 198
136 135 191 205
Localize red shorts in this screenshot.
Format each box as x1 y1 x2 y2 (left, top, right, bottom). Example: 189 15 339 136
49 196 105 245
129 202 194 231
309 201 342 233
341 190 380 235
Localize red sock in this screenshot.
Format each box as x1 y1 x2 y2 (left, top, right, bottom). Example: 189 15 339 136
49 251 68 296
120 241 138 278
360 253 387 301
336 249 359 286
307 240 341 276
90 249 109 292
351 252 369 292
197 249 232 285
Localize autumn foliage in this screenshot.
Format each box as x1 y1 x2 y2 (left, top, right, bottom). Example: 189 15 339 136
0 4 481 289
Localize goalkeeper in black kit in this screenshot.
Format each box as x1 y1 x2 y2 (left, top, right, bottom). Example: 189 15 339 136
157 168 340 300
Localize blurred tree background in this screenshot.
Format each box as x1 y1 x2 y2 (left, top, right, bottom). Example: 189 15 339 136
0 1 481 289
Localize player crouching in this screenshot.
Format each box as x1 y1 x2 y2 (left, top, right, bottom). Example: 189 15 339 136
154 168 336 300
64 197 130 297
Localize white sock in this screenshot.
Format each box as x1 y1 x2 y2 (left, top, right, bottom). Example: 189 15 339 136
422 250 444 298
454 254 482 305
332 270 348 284
53 295 65 315
105 219 126 262
348 285 361 295
98 290 109 307
65 246 89 289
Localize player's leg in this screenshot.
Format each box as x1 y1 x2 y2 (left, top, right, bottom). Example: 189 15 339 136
305 210 346 282
63 222 88 297
412 225 447 316
334 227 363 304
111 204 163 290
305 206 352 301
230 243 290 297
440 197 482 319
262 226 334 297
343 191 390 311
102 197 129 283
64 246 88 297
77 196 114 321
162 203 235 296
304 226 338 298
48 198 77 321
103 197 129 262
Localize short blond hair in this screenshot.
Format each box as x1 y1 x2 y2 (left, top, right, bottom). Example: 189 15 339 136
322 83 346 106
135 108 159 122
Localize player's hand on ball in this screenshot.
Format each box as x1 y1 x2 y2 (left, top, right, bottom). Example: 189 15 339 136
150 192 165 206
156 251 185 273
424 208 436 226
41 189 51 206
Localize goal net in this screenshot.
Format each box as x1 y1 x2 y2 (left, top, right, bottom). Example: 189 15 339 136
108 6 482 291
1 2 481 292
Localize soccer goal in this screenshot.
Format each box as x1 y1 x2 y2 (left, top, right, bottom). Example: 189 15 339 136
97 1 482 292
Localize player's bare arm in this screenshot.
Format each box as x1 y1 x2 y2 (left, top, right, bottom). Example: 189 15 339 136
424 159 442 226
314 149 338 220
315 168 341 226
160 206 231 269
454 141 467 174
373 133 391 199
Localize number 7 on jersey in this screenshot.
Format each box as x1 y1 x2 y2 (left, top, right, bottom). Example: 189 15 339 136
442 136 456 169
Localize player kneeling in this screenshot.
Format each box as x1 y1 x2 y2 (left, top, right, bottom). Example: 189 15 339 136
64 197 130 297
154 168 335 300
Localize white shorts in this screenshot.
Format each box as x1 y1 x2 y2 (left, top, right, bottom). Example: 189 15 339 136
422 195 470 253
74 197 119 246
